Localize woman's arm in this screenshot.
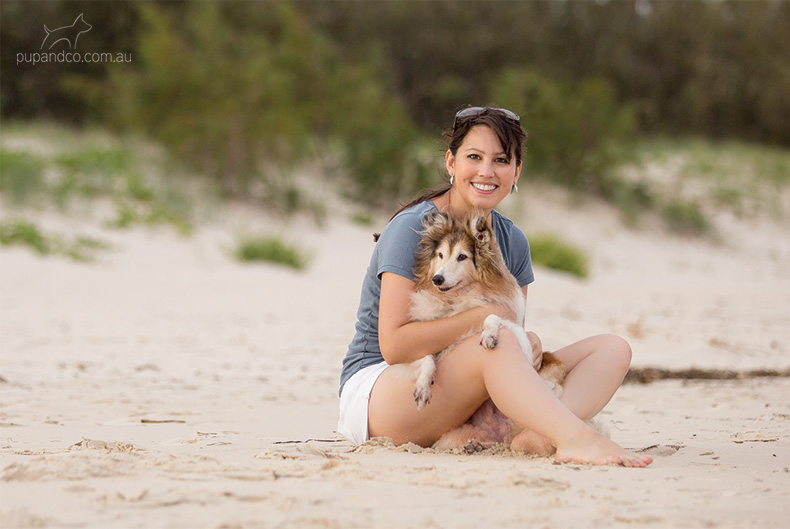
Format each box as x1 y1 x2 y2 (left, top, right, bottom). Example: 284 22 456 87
378 272 512 365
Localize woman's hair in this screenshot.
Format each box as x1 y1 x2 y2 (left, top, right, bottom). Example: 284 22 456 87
373 107 526 242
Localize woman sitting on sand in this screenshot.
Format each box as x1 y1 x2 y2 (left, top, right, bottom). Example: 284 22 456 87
338 106 652 467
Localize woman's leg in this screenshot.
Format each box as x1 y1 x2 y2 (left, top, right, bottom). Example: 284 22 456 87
553 334 633 420
368 330 651 466
511 334 633 455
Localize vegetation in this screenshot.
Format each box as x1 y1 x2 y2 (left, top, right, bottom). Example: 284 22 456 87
0 133 196 235
3 1 788 212
615 137 790 234
0 219 111 262
490 69 637 194
528 234 589 279
2 2 788 260
233 234 309 270
91 3 431 207
0 150 47 203
661 199 712 237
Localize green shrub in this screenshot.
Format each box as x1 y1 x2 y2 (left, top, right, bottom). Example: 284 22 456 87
528 233 589 279
95 3 430 207
234 235 309 270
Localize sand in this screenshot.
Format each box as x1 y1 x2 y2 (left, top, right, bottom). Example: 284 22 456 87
1 184 789 528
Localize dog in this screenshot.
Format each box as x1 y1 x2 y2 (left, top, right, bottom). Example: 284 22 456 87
41 13 92 50
395 211 565 451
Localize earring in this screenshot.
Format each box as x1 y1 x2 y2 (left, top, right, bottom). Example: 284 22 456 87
449 174 454 186
511 184 519 194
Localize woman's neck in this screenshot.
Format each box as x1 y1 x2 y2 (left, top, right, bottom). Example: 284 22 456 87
434 188 493 224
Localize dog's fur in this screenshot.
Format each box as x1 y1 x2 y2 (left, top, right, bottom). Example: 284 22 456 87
393 211 566 451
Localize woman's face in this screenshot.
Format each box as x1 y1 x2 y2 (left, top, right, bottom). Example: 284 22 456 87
445 125 521 216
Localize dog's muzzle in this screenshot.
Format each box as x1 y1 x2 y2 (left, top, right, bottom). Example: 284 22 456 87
432 274 454 292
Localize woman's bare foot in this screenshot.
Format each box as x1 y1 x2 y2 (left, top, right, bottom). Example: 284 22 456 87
554 427 653 467
510 428 555 456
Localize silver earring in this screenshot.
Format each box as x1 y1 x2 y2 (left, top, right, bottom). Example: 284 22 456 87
511 184 519 194
449 174 454 185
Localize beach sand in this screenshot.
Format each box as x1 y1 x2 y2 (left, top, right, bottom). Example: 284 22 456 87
2 186 789 528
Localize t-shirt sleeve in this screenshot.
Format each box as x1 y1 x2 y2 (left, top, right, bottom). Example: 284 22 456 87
509 225 535 287
375 211 424 281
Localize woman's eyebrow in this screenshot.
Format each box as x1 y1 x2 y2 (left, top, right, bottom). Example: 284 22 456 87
463 146 508 157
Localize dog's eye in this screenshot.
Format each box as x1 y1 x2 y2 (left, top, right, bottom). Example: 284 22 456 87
437 252 444 259
457 254 468 262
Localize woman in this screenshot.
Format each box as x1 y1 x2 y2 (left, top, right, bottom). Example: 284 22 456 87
338 106 652 467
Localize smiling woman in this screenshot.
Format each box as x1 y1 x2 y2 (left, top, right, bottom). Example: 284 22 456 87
338 106 653 467
439 124 521 221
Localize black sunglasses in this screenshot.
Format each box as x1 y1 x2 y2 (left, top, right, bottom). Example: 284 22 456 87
454 106 521 126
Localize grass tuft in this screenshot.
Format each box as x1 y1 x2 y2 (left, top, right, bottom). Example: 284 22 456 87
0 219 51 254
529 233 589 279
234 235 309 270
0 219 111 262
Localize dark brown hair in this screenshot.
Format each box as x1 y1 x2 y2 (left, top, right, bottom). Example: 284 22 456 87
373 107 527 242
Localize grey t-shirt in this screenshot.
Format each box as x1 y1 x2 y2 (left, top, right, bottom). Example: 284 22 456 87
339 200 534 395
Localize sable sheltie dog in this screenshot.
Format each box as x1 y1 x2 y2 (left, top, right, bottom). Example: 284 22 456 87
395 211 566 451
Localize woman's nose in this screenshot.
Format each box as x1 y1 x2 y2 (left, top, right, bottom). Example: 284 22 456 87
478 161 495 177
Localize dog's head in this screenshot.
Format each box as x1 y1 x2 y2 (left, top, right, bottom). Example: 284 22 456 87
413 211 497 293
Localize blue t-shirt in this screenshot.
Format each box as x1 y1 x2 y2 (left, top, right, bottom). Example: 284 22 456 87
339 200 534 395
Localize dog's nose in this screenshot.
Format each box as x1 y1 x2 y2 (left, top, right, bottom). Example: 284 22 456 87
432 274 445 286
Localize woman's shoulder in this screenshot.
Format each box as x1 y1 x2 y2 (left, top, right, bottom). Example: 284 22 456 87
492 209 528 245
381 201 438 237
392 200 438 222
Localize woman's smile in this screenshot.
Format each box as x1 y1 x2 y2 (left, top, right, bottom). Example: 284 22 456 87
471 182 498 193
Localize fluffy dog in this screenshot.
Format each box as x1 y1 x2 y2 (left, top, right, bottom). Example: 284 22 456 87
396 211 565 451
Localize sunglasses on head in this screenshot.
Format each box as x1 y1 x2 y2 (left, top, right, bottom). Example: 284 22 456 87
454 106 521 126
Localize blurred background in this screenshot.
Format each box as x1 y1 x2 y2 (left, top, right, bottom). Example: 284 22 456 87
1 0 789 246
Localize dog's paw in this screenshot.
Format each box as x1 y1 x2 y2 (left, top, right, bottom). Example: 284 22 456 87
413 385 432 410
479 329 499 349
463 440 486 454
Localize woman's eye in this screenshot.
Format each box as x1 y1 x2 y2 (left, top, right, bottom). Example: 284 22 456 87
468 154 480 160
496 157 509 164
457 254 467 262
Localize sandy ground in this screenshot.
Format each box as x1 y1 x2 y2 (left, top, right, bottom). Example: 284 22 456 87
1 184 789 528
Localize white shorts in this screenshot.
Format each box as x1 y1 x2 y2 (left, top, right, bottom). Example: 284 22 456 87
337 361 389 445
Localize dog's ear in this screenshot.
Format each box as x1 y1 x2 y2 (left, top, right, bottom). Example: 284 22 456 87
421 210 453 239
468 215 492 246
423 210 450 229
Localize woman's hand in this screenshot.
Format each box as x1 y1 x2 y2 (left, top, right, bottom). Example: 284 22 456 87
526 330 543 370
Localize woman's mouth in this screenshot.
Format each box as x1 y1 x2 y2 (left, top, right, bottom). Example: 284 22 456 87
472 182 498 193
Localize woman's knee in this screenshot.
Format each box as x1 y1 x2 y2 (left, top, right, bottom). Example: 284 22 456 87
481 327 529 361
600 333 632 372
